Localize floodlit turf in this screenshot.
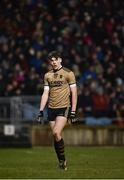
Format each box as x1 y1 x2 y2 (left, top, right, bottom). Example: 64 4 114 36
0 146 124 179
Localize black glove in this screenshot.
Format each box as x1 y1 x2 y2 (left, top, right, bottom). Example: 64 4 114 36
37 111 43 124
70 111 77 123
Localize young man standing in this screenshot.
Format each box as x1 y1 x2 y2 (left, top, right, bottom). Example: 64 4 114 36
37 51 77 170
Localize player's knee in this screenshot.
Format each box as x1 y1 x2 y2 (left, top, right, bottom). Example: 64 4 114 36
53 129 61 141
53 129 59 137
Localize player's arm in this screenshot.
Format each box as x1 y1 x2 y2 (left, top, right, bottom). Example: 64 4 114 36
70 84 77 123
40 73 49 111
69 84 78 123
37 73 49 123
37 86 49 123
40 86 49 111
68 71 78 123
70 84 77 112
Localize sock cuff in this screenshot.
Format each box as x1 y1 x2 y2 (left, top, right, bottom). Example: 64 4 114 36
54 138 64 147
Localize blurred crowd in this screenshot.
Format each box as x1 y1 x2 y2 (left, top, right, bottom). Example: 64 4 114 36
0 0 124 124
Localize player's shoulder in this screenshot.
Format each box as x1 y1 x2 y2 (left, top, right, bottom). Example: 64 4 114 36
45 69 53 76
62 67 73 73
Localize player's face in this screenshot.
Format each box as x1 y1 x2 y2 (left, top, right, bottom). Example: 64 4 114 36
49 57 62 70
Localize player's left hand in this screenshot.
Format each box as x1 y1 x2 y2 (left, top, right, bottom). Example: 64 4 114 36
70 111 77 123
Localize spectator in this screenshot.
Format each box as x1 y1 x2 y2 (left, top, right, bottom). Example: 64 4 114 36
80 84 93 117
0 0 124 125
92 86 110 118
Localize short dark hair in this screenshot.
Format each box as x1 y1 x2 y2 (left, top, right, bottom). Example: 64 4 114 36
47 51 61 60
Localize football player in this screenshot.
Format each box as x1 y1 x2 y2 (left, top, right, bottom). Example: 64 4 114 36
37 51 77 170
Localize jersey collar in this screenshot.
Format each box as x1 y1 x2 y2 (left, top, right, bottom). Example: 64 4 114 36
53 66 63 72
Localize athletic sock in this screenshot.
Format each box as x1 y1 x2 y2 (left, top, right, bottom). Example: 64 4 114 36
54 138 65 162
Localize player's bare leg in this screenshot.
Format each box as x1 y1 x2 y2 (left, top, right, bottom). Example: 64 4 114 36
49 116 67 170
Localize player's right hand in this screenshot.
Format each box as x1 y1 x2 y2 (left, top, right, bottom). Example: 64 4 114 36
37 111 43 124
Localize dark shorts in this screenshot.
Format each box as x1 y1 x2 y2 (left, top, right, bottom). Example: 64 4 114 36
48 107 70 121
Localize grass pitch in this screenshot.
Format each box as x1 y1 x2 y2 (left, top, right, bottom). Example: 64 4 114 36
0 146 124 179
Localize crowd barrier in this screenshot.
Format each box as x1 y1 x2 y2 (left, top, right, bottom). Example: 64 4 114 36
0 96 124 147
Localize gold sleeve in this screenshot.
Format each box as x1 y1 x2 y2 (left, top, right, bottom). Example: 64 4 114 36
67 71 76 85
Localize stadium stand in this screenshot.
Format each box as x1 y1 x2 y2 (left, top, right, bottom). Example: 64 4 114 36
0 0 124 126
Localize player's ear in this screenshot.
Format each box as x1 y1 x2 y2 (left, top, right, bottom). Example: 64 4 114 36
58 57 62 62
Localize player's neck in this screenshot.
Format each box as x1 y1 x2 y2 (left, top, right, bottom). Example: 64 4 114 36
53 65 62 72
